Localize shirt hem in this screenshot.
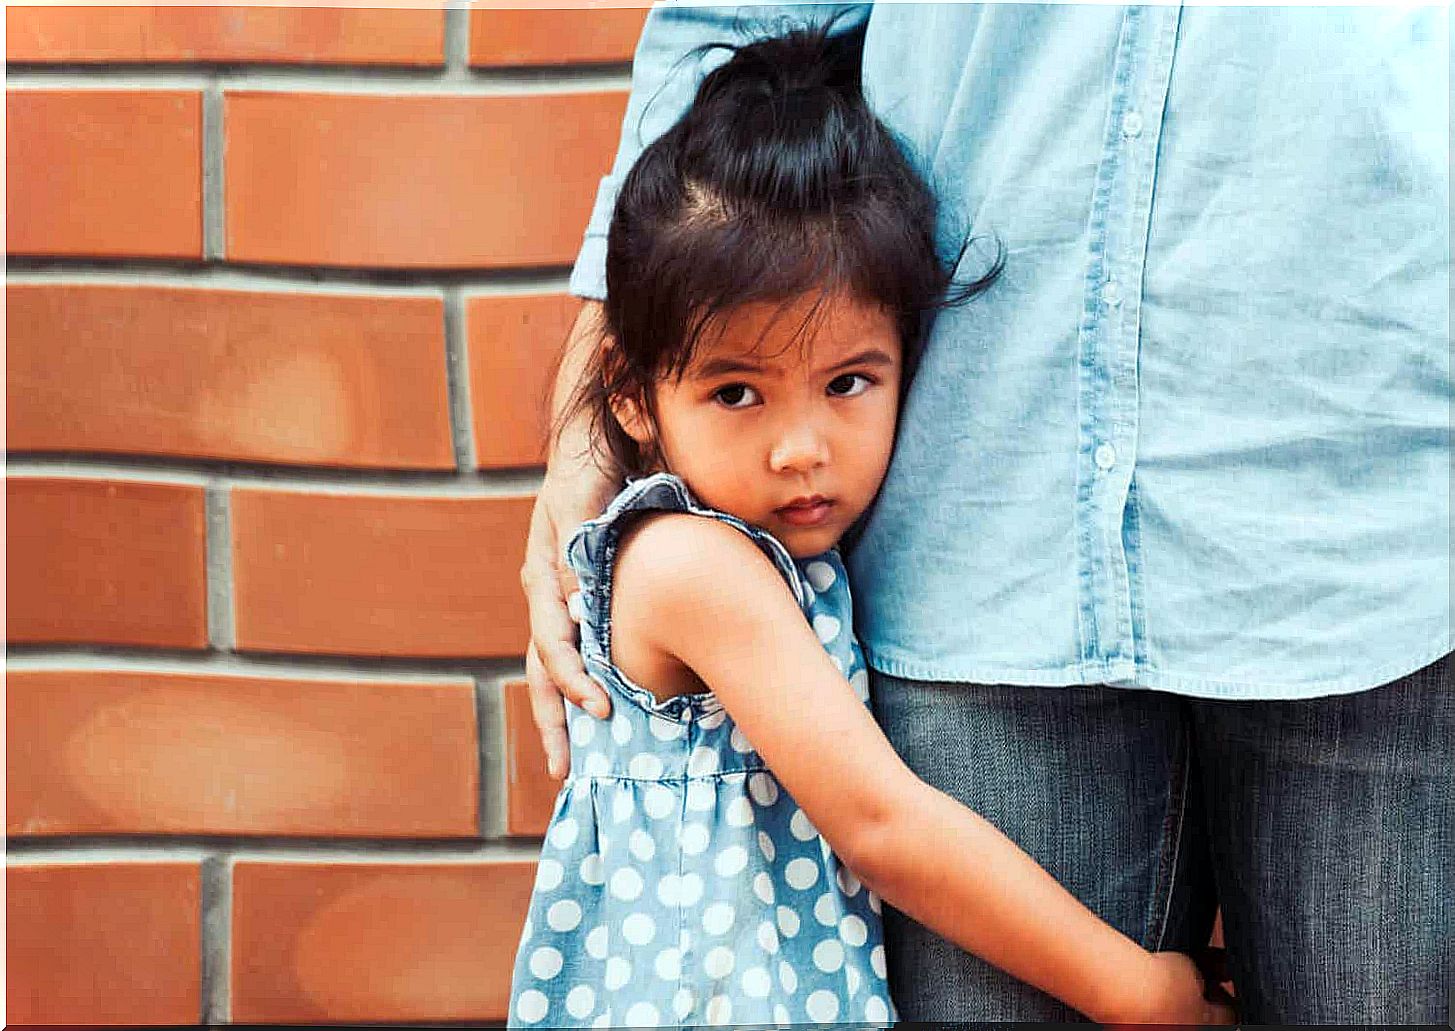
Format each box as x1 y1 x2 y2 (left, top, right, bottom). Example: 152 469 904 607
864 637 1454 701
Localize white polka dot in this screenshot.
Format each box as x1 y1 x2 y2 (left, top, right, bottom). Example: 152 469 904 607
840 914 868 947
611 791 634 823
654 946 682 980
758 832 777 863
756 920 780 954
609 867 643 901
702 901 735 935
725 796 754 827
865 996 890 1022
685 780 716 812
677 873 704 907
570 715 596 747
650 717 687 741
776 905 801 937
697 709 727 730
611 715 633 745
778 959 798 993
548 817 579 849
705 994 732 1025
515 988 548 1024
687 746 719 777
870 943 887 978
867 890 882 915
805 560 837 591
582 752 610 778
534 858 563 891
714 845 748 878
629 828 656 862
585 924 608 959
785 857 819 890
812 613 842 644
831 655 845 673
672 987 694 1019
752 872 775 905
849 668 869 699
848 964 863 997
624 1002 660 1027
566 984 596 1019
729 725 754 753
741 965 772 998
806 988 840 1022
813 938 845 973
655 873 680 907
836 865 861 897
591 1014 610 1029
603 956 631 990
546 899 581 932
789 808 818 841
747 773 779 807
578 852 604 886
814 892 838 926
703 945 734 978
774 1003 792 1024
681 823 711 855
643 784 676 819
529 945 563 980
622 912 656 946
628 752 664 779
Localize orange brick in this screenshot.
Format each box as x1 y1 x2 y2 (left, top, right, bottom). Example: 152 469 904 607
7 284 454 470
7 90 202 259
224 91 628 269
470 7 648 67
7 862 202 1026
7 7 444 65
232 489 532 658
503 678 562 835
7 669 479 839
232 860 535 1023
467 293 576 469
7 478 208 649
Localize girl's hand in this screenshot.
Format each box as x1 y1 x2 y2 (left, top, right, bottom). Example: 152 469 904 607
1117 950 1238 1026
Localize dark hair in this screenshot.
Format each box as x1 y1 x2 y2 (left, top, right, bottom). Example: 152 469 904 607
563 17 1002 476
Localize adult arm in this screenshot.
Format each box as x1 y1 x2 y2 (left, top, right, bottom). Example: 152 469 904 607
522 3 872 777
621 514 1230 1025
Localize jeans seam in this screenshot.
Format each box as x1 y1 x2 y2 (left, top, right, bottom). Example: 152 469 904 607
1148 723 1190 951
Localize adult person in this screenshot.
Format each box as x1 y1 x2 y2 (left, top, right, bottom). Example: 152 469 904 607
519 5 1451 1023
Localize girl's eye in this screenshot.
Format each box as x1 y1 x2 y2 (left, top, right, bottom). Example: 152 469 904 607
827 373 872 398
713 383 760 408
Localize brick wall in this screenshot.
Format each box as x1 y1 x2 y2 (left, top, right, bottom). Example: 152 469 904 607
5 5 646 1025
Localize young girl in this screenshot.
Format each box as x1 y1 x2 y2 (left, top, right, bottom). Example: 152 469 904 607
508 23 1234 1029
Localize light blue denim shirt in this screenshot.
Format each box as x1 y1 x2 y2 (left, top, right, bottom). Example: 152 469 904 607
570 4 1451 700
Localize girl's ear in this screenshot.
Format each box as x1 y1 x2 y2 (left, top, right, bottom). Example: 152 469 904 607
609 390 654 448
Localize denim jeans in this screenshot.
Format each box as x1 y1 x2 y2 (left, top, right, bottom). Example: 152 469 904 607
870 651 1453 1024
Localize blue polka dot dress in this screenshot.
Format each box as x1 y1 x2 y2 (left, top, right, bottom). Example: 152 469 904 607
508 472 898 1028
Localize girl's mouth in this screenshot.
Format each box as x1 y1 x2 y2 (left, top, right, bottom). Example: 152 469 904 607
775 497 835 527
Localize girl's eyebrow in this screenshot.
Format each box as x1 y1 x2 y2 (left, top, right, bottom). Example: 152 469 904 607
693 348 897 380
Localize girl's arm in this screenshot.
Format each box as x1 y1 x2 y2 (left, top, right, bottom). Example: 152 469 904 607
615 513 1228 1026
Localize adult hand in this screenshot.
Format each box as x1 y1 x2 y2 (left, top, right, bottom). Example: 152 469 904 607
520 300 620 779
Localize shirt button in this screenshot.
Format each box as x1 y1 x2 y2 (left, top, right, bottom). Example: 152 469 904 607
1101 279 1122 306
1094 444 1117 471
1122 110 1144 139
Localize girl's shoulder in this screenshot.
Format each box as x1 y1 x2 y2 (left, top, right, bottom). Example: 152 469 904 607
565 472 810 615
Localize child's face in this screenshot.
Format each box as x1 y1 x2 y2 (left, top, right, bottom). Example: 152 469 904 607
624 292 902 557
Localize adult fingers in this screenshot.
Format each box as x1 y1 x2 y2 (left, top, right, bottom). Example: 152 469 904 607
525 643 572 780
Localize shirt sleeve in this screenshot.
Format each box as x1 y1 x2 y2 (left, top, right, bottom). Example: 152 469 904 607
568 2 873 300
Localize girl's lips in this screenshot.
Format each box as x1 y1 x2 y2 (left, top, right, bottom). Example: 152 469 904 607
776 499 835 527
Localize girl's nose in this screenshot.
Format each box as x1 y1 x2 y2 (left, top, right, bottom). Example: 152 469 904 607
768 424 829 473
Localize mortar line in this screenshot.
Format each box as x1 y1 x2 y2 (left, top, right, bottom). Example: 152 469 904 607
443 286 481 473
202 79 226 261
204 483 235 652
443 3 473 79
6 261 573 294
476 673 510 840
200 853 232 1025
